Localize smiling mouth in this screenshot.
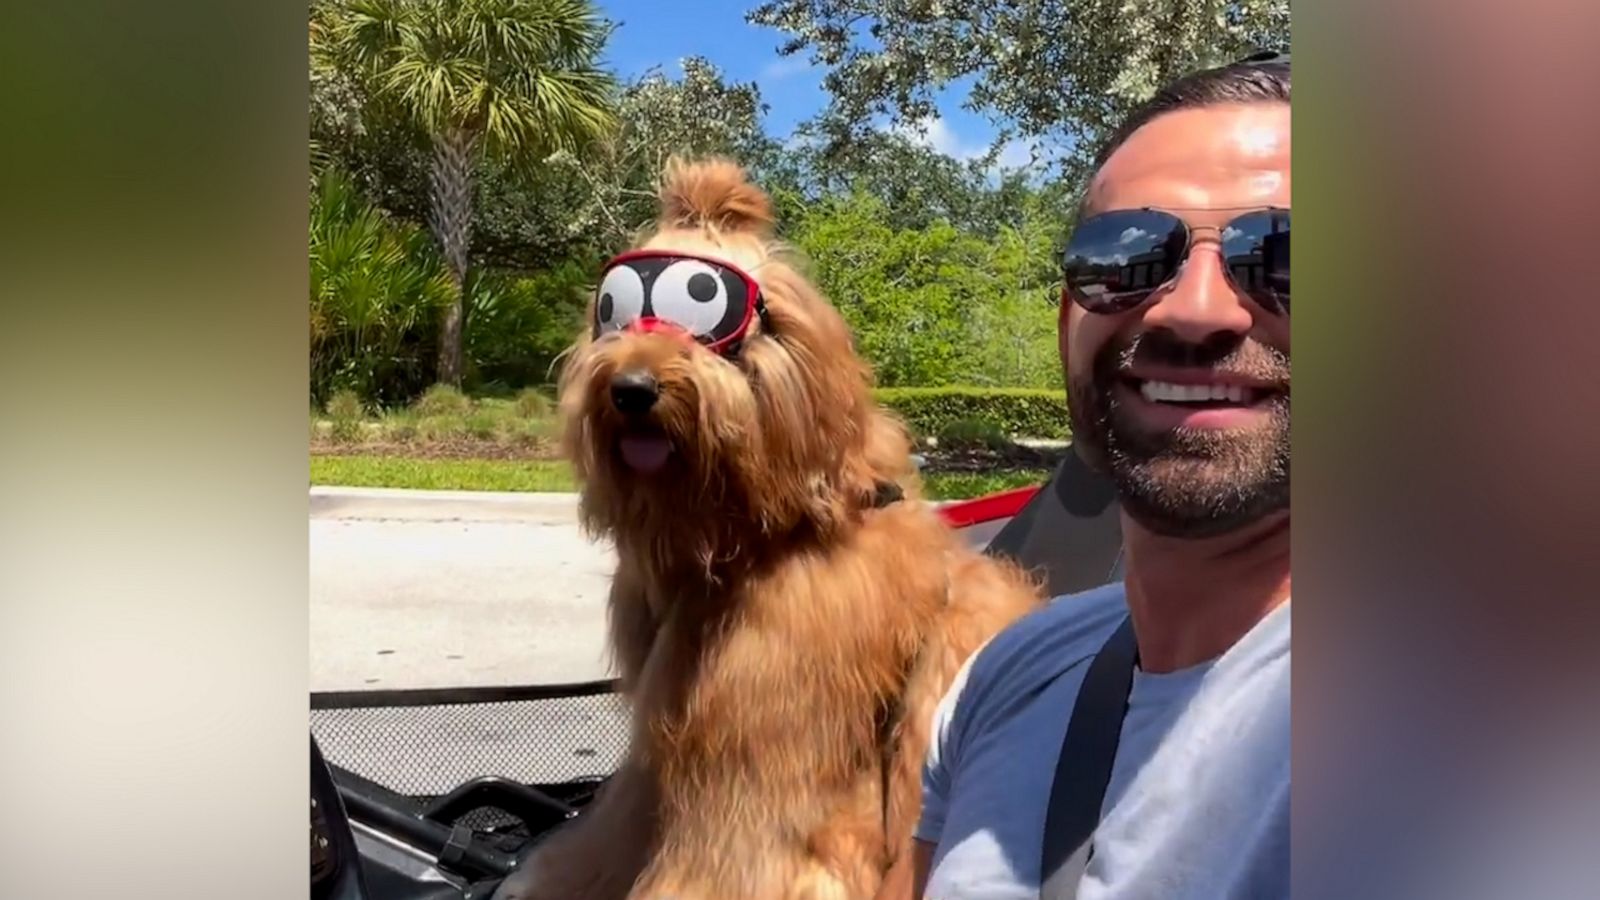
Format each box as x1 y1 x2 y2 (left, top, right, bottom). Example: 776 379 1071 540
1124 377 1277 408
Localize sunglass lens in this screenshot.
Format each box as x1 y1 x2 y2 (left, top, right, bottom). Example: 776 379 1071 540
1222 210 1290 313
1061 210 1188 313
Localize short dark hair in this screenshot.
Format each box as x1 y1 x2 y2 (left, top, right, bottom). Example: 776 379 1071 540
1093 51 1291 170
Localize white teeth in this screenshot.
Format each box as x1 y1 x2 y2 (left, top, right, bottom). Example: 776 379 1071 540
1139 380 1251 404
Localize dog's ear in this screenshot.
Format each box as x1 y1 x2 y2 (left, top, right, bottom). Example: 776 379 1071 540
657 156 775 236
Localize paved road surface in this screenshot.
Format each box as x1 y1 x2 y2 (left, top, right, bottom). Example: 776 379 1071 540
308 486 978 787
310 487 618 692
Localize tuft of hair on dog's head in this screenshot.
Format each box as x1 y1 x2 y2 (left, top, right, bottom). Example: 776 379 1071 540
655 156 776 239
559 157 918 577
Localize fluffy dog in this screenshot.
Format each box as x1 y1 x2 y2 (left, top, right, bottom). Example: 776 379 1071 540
496 159 1041 900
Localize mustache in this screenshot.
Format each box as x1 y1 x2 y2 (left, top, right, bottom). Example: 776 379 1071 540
1097 329 1291 392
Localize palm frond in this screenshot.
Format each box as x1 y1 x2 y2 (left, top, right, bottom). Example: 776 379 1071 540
327 0 617 154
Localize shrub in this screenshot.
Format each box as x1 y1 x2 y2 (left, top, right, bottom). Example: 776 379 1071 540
508 416 559 449
309 168 453 406
326 388 366 443
874 387 1070 440
465 410 500 440
513 386 555 420
464 262 593 391
376 408 420 442
417 415 466 442
936 417 1012 451
413 384 472 418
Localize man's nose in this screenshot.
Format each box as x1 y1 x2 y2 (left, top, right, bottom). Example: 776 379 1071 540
1140 244 1255 343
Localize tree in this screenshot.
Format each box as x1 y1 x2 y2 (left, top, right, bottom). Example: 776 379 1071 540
771 118 1066 237
310 1 364 184
572 57 779 252
790 191 995 386
747 0 1290 180
328 0 617 385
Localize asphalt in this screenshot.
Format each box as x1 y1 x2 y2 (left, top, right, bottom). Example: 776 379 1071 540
309 487 619 693
307 486 986 787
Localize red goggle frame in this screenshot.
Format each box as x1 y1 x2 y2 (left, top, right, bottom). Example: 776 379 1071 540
592 250 769 357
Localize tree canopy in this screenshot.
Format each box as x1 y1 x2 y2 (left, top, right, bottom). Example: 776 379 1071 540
748 0 1290 178
309 0 1283 401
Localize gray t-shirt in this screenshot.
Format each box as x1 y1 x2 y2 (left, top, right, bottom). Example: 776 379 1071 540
916 583 1290 899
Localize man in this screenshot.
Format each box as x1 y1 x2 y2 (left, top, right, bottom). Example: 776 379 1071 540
908 55 1291 899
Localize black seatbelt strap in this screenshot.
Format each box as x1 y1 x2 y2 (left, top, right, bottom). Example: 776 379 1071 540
1039 615 1139 899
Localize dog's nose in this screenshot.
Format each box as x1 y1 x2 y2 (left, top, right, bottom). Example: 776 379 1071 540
609 370 659 415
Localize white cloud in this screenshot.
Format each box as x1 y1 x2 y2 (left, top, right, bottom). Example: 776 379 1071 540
759 56 812 82
1119 227 1151 245
1222 225 1244 242
995 139 1036 170
889 116 982 160
882 118 1054 184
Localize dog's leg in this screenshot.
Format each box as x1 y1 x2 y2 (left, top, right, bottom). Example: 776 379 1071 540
497 570 674 900
608 558 658 694
494 756 659 900
878 555 1041 889
797 801 890 900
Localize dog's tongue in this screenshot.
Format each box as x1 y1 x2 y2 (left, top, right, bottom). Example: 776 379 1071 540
619 434 672 473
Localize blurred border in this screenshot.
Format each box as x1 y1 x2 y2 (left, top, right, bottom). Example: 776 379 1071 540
0 2 307 897
11 1 1595 897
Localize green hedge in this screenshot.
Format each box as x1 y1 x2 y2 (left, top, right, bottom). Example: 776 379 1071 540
873 387 1070 440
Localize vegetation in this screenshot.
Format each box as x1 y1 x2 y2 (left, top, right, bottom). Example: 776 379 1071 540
317 0 616 385
309 169 454 406
748 0 1289 182
877 387 1070 441
312 456 577 492
311 386 1062 449
307 1 1287 493
310 455 1047 501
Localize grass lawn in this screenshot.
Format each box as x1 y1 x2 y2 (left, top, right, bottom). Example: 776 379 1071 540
311 456 576 493
311 455 1047 501
312 386 1055 500
921 469 1049 500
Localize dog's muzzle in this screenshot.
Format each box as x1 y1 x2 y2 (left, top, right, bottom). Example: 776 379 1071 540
609 370 659 416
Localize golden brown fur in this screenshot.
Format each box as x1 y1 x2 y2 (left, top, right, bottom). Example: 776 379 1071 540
496 158 1042 900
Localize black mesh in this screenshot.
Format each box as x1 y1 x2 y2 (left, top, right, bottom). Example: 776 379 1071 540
310 684 630 799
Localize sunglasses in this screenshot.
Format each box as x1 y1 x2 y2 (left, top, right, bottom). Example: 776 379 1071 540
592 250 769 357
1060 207 1290 315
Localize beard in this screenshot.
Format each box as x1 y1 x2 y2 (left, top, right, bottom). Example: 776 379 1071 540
1067 329 1290 539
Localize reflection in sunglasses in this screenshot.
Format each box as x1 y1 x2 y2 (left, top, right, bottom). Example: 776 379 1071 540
1062 208 1289 315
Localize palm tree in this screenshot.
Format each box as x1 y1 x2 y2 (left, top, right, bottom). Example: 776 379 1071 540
332 0 616 386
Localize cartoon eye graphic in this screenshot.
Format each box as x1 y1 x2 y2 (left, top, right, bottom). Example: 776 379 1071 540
596 265 646 332
650 260 729 337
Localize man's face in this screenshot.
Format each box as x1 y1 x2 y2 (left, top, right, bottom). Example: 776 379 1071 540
1063 103 1291 538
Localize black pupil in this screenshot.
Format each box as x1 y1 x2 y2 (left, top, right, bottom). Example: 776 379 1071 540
599 292 613 322
687 272 718 303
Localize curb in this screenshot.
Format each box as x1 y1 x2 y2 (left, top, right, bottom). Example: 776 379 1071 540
309 485 961 522
310 486 583 523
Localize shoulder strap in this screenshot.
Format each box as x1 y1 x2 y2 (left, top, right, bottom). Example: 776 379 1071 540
1039 615 1139 900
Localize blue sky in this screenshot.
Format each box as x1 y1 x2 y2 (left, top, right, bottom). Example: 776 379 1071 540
596 0 1038 168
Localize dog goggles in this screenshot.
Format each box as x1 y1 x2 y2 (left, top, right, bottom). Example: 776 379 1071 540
1061 207 1290 316
593 250 769 357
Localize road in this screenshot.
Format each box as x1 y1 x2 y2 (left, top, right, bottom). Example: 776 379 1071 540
308 486 982 788
310 487 619 693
